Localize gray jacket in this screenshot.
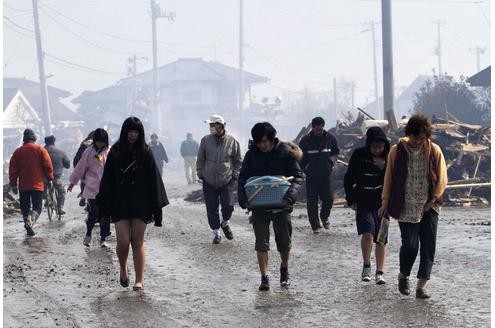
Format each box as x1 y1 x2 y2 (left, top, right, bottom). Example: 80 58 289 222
180 138 200 158
45 145 70 178
196 132 242 188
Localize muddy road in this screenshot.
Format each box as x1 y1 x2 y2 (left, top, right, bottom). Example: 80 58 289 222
3 179 491 327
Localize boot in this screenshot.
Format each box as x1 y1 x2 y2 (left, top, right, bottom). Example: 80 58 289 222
31 211 40 224
23 215 35 236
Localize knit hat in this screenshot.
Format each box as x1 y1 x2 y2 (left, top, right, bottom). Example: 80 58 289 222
44 135 56 145
23 129 37 142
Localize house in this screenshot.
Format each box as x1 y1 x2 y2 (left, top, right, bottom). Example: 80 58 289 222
3 89 42 159
467 66 491 87
73 58 269 142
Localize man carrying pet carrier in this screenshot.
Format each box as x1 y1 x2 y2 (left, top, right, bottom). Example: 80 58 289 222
238 122 303 291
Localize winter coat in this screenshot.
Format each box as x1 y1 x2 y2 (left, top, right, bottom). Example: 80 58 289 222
196 132 242 188
180 138 200 158
96 143 169 226
150 141 168 167
344 127 390 208
69 146 109 200
238 139 304 210
299 130 340 178
45 145 70 178
9 142 54 192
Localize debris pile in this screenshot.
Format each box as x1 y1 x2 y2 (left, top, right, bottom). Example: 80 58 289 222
4 184 21 217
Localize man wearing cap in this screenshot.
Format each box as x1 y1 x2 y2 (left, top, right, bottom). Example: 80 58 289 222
9 129 54 236
44 135 71 215
197 114 242 244
180 132 200 184
149 133 169 176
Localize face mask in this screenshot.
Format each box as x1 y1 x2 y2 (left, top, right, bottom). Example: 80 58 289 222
210 127 217 135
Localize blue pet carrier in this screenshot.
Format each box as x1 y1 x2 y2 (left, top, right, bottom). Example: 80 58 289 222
244 175 292 209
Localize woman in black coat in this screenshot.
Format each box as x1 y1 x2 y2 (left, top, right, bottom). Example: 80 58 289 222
97 117 169 290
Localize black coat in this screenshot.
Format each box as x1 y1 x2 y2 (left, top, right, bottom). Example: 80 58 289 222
238 139 303 210
96 143 169 226
299 130 340 178
344 127 390 208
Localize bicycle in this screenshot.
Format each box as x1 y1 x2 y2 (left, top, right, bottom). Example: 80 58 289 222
45 183 61 221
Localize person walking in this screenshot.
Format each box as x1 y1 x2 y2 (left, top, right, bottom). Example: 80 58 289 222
299 117 340 233
180 133 200 184
197 114 242 244
97 117 169 291
149 133 169 176
9 129 54 236
73 131 94 207
379 114 447 299
44 135 70 215
238 122 303 291
68 129 111 247
344 127 390 284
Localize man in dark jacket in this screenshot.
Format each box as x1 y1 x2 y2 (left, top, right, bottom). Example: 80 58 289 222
238 122 303 291
44 135 71 215
299 117 340 233
344 127 390 284
149 133 168 176
180 133 200 184
73 130 94 207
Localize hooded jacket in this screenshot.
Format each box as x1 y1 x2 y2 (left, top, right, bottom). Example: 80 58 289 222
344 127 390 208
299 130 340 178
9 142 54 191
196 132 242 188
238 139 304 210
70 146 109 200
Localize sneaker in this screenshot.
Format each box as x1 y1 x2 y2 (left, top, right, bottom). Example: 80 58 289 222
212 235 221 244
375 272 386 285
100 240 109 248
280 267 291 288
83 235 91 247
221 223 234 240
361 266 372 282
322 220 330 230
79 198 86 207
398 274 411 295
259 275 270 291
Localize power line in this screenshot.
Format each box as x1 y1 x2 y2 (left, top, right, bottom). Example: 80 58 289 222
4 20 35 39
3 16 35 33
3 3 31 12
45 53 125 76
476 2 491 27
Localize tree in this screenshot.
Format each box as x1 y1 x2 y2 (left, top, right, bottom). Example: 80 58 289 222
412 75 490 125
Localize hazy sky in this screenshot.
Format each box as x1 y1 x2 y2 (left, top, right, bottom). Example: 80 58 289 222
3 0 491 109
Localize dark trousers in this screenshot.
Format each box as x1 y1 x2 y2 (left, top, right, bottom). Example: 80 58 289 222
203 181 234 230
19 190 43 217
399 209 439 280
86 199 110 239
306 176 334 230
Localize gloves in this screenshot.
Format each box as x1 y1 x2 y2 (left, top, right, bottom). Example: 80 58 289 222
10 186 18 195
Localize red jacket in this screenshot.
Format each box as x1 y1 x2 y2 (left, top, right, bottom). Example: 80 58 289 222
9 142 54 192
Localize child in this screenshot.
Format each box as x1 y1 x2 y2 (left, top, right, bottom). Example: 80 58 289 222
68 128 110 247
344 127 390 284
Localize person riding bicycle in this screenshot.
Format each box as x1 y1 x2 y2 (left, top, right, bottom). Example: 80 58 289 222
9 129 54 236
44 135 70 215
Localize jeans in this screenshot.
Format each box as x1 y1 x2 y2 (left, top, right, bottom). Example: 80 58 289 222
19 191 43 217
202 181 234 230
86 199 111 240
399 209 439 280
306 176 334 230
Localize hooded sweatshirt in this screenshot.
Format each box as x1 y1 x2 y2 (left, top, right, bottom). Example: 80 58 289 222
70 146 109 199
344 127 390 208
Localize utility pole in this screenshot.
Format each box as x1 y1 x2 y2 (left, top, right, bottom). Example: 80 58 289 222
370 20 381 119
433 20 445 76
239 0 245 140
333 77 338 125
469 46 487 73
127 55 149 114
381 0 395 126
32 0 52 135
150 0 174 135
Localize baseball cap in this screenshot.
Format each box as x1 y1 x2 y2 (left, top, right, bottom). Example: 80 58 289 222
204 114 226 125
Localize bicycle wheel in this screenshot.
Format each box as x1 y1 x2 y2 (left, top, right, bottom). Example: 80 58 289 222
46 190 53 222
53 188 61 220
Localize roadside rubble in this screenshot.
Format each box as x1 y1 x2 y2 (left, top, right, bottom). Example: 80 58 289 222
4 184 21 217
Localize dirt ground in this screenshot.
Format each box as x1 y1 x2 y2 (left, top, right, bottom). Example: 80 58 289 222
3 176 491 327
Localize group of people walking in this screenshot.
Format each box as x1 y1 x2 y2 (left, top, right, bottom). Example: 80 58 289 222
8 112 446 298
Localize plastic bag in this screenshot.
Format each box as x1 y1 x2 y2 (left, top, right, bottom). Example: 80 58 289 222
376 217 389 246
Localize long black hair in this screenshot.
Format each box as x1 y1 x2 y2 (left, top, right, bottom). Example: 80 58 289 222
92 128 109 151
113 117 149 157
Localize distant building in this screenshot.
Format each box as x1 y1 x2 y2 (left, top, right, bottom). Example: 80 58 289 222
467 66 491 87
73 58 269 141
